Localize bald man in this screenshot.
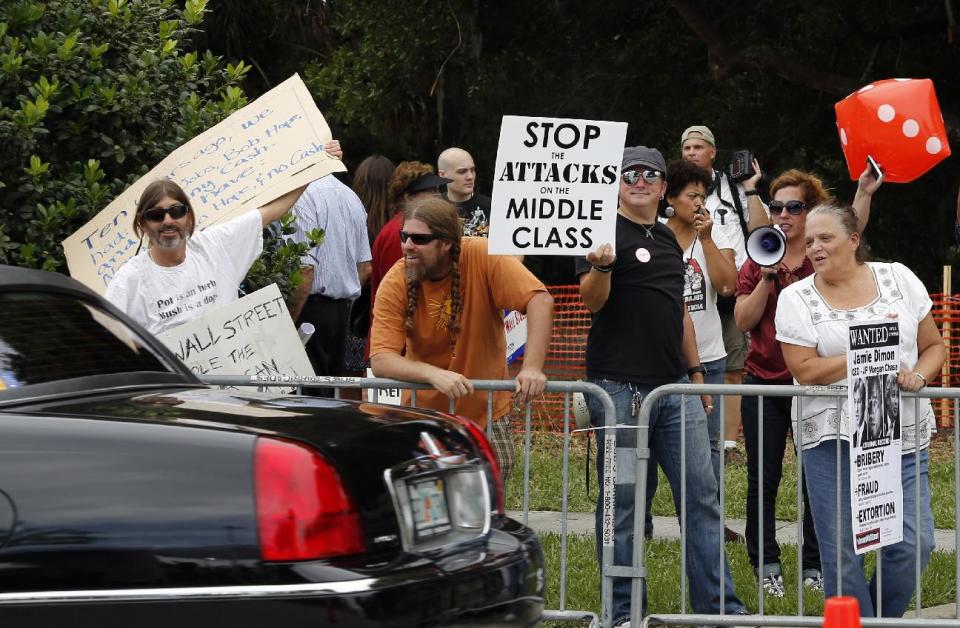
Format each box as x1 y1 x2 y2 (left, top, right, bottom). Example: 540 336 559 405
438 147 491 237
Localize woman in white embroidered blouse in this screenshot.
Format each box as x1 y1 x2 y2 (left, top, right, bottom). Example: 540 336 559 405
775 201 944 617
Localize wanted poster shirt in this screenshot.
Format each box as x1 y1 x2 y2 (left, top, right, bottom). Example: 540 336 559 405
105 210 263 335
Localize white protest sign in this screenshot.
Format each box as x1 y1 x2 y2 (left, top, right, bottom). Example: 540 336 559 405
63 74 346 293
504 309 527 364
156 283 314 392
366 368 403 406
847 320 903 554
488 116 627 255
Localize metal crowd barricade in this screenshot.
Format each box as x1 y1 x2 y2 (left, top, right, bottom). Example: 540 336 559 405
200 374 617 628
614 382 960 628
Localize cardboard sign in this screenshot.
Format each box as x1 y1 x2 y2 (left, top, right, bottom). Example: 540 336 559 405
63 74 346 293
156 284 314 392
847 320 903 553
488 116 627 256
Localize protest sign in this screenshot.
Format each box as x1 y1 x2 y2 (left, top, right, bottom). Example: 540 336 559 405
63 74 346 293
488 116 627 255
847 320 903 554
504 309 527 364
156 283 314 393
366 367 403 406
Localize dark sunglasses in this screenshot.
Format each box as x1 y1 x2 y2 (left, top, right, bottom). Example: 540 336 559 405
141 203 189 223
621 169 664 185
399 230 440 245
769 200 807 215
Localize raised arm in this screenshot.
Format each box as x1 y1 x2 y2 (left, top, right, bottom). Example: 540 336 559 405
579 243 615 312
852 165 882 233
259 185 307 227
743 158 770 230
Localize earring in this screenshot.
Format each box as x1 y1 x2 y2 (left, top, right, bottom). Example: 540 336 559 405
664 205 675 218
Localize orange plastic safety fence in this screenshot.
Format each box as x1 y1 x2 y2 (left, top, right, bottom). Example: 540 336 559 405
514 288 959 432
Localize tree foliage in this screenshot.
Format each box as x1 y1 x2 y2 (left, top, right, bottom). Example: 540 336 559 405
0 0 249 272
294 0 960 287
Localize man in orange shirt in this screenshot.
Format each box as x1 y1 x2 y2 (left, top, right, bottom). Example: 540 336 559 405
370 196 553 482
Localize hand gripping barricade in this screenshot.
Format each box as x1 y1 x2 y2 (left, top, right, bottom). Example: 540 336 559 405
622 382 960 628
199 374 617 628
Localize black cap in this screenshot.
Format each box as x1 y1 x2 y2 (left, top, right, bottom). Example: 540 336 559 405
405 173 453 194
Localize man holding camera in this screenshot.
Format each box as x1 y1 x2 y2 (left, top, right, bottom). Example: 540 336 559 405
680 125 769 458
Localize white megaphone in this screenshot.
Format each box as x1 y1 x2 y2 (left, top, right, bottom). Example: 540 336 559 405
746 225 786 267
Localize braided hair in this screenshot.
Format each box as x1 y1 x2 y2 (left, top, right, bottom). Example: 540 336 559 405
401 197 464 349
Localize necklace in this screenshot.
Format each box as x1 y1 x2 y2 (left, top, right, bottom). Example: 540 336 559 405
639 222 655 239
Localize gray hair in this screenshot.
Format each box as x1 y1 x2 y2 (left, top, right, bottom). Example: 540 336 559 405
807 200 866 263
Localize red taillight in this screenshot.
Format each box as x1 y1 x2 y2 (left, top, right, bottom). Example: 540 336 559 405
445 415 504 514
254 437 365 561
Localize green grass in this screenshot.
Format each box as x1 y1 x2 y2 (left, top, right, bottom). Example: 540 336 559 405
538 533 958 618
506 431 958 529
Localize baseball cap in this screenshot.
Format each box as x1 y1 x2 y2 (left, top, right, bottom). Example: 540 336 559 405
621 146 666 173
680 125 716 147
405 173 453 194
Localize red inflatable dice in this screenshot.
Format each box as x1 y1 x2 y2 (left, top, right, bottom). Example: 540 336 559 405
835 78 950 183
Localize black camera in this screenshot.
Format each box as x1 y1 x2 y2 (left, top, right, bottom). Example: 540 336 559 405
727 150 755 183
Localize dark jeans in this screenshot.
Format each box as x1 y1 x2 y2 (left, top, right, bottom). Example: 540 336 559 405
297 294 351 397
741 374 820 574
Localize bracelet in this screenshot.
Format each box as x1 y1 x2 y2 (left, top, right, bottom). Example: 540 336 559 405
744 189 760 196
687 365 706 377
592 263 614 273
913 371 927 388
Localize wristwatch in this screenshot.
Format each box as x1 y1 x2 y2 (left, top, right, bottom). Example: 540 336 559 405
687 365 706 377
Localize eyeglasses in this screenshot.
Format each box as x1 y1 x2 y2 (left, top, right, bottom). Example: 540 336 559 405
769 200 807 215
621 169 664 185
141 203 189 223
399 230 440 245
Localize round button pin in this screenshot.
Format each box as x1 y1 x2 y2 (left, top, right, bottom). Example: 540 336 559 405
635 248 651 263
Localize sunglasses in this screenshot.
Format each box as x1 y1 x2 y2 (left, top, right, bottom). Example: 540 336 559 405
769 200 807 215
399 230 440 245
621 169 664 185
141 203 189 223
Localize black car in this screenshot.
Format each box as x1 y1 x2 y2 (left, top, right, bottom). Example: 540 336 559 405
0 265 544 627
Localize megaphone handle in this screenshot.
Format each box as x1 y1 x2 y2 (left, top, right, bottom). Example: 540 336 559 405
772 273 781 292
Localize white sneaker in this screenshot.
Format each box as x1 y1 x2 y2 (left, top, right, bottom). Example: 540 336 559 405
724 440 737 450
803 572 824 593
761 573 785 598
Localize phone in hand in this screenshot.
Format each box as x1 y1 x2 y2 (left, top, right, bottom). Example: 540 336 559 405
866 155 884 185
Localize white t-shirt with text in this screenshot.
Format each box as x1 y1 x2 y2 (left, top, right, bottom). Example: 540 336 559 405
105 209 263 335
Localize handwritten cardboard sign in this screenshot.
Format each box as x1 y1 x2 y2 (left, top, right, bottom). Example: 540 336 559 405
488 116 627 255
156 283 314 391
63 74 346 293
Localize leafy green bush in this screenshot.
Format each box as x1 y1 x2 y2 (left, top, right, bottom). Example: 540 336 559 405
244 215 324 312
0 0 249 272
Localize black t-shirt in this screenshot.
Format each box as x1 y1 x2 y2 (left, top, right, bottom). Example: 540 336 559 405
447 192 491 237
574 216 686 384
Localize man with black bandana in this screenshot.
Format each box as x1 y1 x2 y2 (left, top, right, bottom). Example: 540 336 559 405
576 146 747 626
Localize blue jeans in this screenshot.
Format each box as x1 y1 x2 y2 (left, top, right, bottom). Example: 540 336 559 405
589 377 745 620
803 440 934 617
645 357 725 536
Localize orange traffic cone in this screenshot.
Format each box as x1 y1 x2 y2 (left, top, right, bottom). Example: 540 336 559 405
823 596 861 628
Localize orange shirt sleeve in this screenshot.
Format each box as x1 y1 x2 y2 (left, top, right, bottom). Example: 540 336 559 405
477 241 547 312
369 262 408 357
